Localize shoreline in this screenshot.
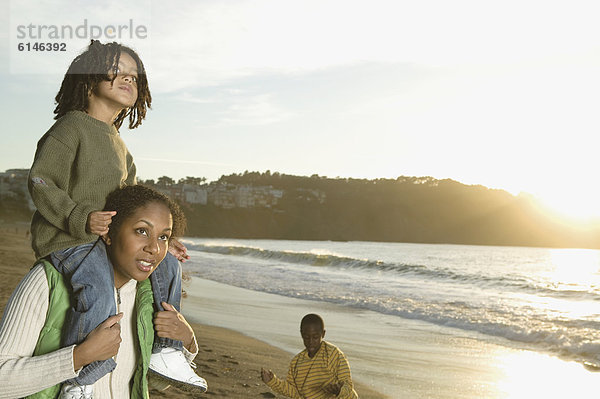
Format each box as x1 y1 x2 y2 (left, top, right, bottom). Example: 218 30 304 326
180 246 600 398
0 228 386 398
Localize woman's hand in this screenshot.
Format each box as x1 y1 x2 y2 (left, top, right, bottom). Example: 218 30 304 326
87 210 116 236
168 238 190 262
73 313 123 370
261 367 274 384
154 302 195 351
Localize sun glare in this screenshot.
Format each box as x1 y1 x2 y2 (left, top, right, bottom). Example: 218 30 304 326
536 189 600 223
548 248 600 285
495 351 600 398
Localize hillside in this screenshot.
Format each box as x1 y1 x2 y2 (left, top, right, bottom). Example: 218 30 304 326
182 172 600 248
3 170 600 248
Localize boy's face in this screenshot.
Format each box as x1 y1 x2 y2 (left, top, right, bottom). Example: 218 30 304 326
301 323 325 358
91 51 139 111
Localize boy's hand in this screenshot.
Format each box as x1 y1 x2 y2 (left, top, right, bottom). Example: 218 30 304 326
168 238 190 262
154 302 195 351
261 367 274 383
87 210 116 235
73 312 123 370
323 382 343 395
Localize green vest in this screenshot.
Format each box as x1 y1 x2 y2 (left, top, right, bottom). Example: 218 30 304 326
27 261 155 399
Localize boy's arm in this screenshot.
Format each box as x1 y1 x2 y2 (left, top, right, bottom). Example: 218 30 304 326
333 349 358 399
265 359 302 399
125 152 137 185
29 136 91 239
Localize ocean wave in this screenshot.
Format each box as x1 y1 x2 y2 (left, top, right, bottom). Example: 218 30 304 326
370 300 600 367
186 243 600 301
188 259 600 368
186 242 424 271
185 241 600 369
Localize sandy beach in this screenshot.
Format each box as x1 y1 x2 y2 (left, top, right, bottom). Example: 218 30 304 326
0 226 385 399
4 225 600 398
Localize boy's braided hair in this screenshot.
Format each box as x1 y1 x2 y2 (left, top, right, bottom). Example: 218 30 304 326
54 39 151 129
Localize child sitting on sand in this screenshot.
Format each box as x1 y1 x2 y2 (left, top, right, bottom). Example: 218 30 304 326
261 313 359 399
28 40 207 397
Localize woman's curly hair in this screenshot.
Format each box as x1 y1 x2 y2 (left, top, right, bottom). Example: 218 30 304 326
54 39 151 129
104 185 186 240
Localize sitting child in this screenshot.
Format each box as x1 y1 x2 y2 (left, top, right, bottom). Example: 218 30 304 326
261 313 359 399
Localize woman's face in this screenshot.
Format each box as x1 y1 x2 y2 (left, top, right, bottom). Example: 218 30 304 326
105 201 173 288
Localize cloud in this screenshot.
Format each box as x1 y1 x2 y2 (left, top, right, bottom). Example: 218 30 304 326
215 93 293 127
169 87 293 128
171 92 217 104
9 0 599 86
135 157 238 167
143 0 600 93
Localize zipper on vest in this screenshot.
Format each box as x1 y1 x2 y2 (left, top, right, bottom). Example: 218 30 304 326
116 288 121 306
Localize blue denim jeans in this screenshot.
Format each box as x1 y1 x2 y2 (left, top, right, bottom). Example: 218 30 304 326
50 238 183 385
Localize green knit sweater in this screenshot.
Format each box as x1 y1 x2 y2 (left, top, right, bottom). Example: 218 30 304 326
28 111 137 258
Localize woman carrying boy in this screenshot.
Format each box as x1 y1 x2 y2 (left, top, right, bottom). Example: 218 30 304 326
0 185 197 398
27 40 207 397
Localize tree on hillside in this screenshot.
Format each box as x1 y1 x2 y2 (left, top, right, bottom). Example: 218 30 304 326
138 178 155 186
178 176 206 185
157 176 175 187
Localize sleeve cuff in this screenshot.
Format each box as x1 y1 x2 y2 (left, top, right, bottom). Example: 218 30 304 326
66 345 82 378
68 203 93 239
183 335 198 363
266 375 279 389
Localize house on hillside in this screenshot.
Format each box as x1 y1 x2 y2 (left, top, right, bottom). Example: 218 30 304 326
0 169 35 210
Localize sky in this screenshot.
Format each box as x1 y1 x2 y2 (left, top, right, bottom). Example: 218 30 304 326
2 0 600 219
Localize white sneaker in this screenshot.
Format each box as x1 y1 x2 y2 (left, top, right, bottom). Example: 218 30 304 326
58 384 93 399
149 348 208 393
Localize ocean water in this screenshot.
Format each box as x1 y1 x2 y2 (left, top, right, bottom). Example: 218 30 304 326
182 238 600 370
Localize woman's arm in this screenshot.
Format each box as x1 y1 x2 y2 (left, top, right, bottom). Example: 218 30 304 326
153 302 198 360
0 265 79 398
